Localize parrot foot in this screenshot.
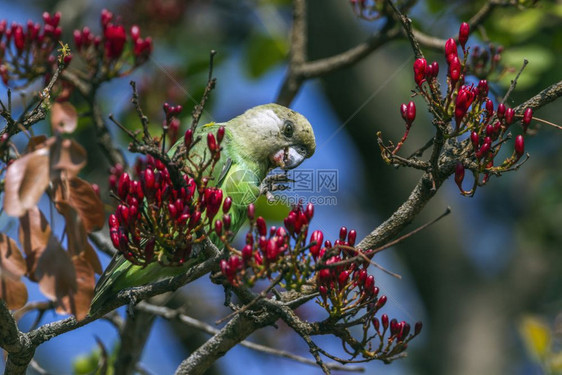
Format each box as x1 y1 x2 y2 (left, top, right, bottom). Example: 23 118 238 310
260 173 293 202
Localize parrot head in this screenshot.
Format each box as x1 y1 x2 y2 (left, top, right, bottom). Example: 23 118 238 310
228 103 316 171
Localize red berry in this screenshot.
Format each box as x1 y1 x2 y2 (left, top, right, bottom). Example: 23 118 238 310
458 22 470 49
130 25 141 41
247 203 255 220
207 132 217 153
470 131 479 150
497 103 506 119
455 162 465 191
309 230 324 258
445 38 458 62
217 126 225 144
215 220 223 236
256 216 267 236
515 135 524 157
413 58 427 87
448 55 461 83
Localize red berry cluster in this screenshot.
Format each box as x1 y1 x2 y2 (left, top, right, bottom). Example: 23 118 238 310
219 202 422 360
73 9 152 79
220 204 304 287
467 44 503 79
393 101 417 154
368 314 423 358
389 22 533 196
107 125 229 266
315 227 372 305
0 12 65 86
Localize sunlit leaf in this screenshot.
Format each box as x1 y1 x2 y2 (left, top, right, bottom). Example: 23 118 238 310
500 46 554 89
54 177 105 233
51 101 78 133
520 315 551 360
56 254 95 321
25 135 49 152
4 148 50 217
0 273 28 310
18 207 52 280
0 234 28 309
495 9 543 41
551 352 562 373
0 234 27 277
49 137 87 178
245 32 288 79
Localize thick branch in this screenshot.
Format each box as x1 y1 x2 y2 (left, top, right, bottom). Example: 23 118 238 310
513 79 562 113
358 173 431 245
137 302 362 372
0 301 35 375
174 308 278 375
298 28 400 79
114 309 156 375
411 0 508 51
290 0 307 66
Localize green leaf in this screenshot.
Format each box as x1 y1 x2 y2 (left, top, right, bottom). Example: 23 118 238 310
499 46 554 89
245 32 288 79
494 9 543 41
519 315 551 361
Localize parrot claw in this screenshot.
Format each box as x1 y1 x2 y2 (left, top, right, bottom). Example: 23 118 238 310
259 173 293 201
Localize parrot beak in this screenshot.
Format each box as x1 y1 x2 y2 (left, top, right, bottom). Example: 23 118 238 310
271 146 307 170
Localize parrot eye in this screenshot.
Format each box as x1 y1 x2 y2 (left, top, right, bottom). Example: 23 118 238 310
282 120 294 138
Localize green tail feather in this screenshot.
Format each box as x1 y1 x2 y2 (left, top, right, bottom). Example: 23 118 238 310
89 254 201 316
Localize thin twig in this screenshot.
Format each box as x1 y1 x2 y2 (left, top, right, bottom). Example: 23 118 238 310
369 206 451 256
191 50 217 131
407 137 434 158
137 302 363 373
130 81 151 142
215 272 285 325
501 59 528 104
385 0 423 59
531 116 562 131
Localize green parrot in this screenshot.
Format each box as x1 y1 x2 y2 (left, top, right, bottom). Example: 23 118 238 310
89 103 316 315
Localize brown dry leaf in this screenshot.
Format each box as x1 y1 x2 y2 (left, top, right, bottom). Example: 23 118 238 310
84 241 102 275
56 254 95 320
54 200 102 274
55 177 105 232
0 234 29 309
4 148 50 217
51 201 83 258
25 135 49 152
49 137 86 178
50 102 78 134
0 234 27 277
35 235 77 304
18 207 52 280
0 273 28 310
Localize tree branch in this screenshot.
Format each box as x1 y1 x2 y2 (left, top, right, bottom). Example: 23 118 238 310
0 301 35 375
138 302 363 372
298 27 400 80
114 308 156 375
